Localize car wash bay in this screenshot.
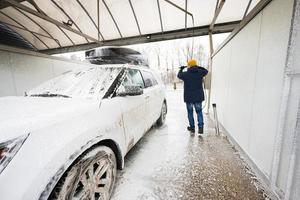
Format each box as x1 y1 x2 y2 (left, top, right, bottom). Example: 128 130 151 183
1 0 300 199
111 88 270 200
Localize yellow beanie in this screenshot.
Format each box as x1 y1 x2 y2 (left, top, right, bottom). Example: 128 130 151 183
187 59 197 67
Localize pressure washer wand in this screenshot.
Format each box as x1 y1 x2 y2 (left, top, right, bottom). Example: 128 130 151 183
179 66 187 69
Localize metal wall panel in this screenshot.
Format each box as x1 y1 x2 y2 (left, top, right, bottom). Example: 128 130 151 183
211 0 294 196
0 45 91 97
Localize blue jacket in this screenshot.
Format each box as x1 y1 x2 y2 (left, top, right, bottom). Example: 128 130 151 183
177 66 208 103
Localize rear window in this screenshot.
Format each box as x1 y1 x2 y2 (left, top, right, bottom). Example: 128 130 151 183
141 71 158 88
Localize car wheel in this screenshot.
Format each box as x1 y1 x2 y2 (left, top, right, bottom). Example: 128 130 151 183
156 101 167 127
49 146 117 200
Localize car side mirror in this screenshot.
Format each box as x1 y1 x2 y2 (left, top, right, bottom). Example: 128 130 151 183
117 85 143 96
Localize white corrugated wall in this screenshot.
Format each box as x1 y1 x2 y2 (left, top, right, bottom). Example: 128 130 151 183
0 45 89 97
210 0 296 197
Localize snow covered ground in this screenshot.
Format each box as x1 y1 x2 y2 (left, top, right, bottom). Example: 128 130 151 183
111 88 271 200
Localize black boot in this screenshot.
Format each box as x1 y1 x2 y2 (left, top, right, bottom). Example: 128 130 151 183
187 126 195 133
198 127 203 134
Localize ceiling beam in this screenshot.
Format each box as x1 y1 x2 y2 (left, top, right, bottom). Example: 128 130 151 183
56 25 75 46
210 0 225 31
213 0 272 57
0 20 75 48
243 0 253 20
24 0 76 46
156 0 163 33
40 21 239 55
13 7 61 47
0 11 48 48
4 0 100 43
208 0 225 54
50 0 89 43
0 0 24 9
164 0 194 26
214 0 220 13
0 20 57 40
26 0 46 15
185 0 187 29
102 0 122 38
128 0 141 36
164 0 193 17
76 0 104 40
23 0 75 46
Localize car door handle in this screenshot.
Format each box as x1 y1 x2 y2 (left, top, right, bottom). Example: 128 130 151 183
145 95 150 99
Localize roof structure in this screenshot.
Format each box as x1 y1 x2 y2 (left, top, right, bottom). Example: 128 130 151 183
0 0 260 54
0 22 35 50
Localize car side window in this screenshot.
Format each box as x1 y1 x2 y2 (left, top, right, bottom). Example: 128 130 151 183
128 69 145 88
141 71 157 88
119 69 144 89
121 74 133 87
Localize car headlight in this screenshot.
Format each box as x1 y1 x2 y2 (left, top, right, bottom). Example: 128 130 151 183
0 134 29 174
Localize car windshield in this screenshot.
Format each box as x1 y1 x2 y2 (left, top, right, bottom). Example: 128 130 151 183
28 67 121 99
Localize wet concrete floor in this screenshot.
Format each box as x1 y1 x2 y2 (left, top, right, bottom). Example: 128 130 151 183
111 89 271 200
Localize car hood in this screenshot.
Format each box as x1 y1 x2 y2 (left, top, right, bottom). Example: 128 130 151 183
0 96 98 141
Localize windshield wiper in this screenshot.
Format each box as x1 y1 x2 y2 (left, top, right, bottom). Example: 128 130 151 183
30 93 70 98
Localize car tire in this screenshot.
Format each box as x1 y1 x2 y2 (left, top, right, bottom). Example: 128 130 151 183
156 101 167 127
49 146 117 200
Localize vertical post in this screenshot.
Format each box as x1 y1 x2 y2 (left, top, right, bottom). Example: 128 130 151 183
157 0 164 34
212 103 220 135
206 0 225 113
206 31 214 113
185 0 187 29
209 31 214 55
243 0 253 20
172 60 176 90
97 0 100 41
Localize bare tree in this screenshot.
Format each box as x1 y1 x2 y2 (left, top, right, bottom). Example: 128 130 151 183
192 43 206 67
128 37 208 86
153 45 162 70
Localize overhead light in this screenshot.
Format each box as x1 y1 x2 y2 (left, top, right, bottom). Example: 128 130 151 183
146 35 151 39
63 19 74 27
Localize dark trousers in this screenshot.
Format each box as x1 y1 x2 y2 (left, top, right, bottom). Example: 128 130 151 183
186 102 203 128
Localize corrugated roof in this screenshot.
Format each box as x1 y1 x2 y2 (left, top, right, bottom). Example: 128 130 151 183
0 0 260 53
0 22 35 50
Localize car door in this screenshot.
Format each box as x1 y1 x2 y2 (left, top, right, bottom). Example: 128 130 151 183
140 70 162 130
114 68 146 151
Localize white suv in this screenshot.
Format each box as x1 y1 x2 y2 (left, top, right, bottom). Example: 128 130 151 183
0 64 167 200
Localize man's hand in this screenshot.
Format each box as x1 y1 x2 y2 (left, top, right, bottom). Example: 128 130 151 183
177 66 186 80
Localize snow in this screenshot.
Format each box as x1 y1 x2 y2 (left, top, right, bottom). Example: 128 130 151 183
0 64 166 200
0 65 129 141
111 88 273 200
0 96 98 141
0 85 273 199
27 66 122 99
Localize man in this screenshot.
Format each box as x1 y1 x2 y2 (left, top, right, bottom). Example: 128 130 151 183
177 59 208 134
